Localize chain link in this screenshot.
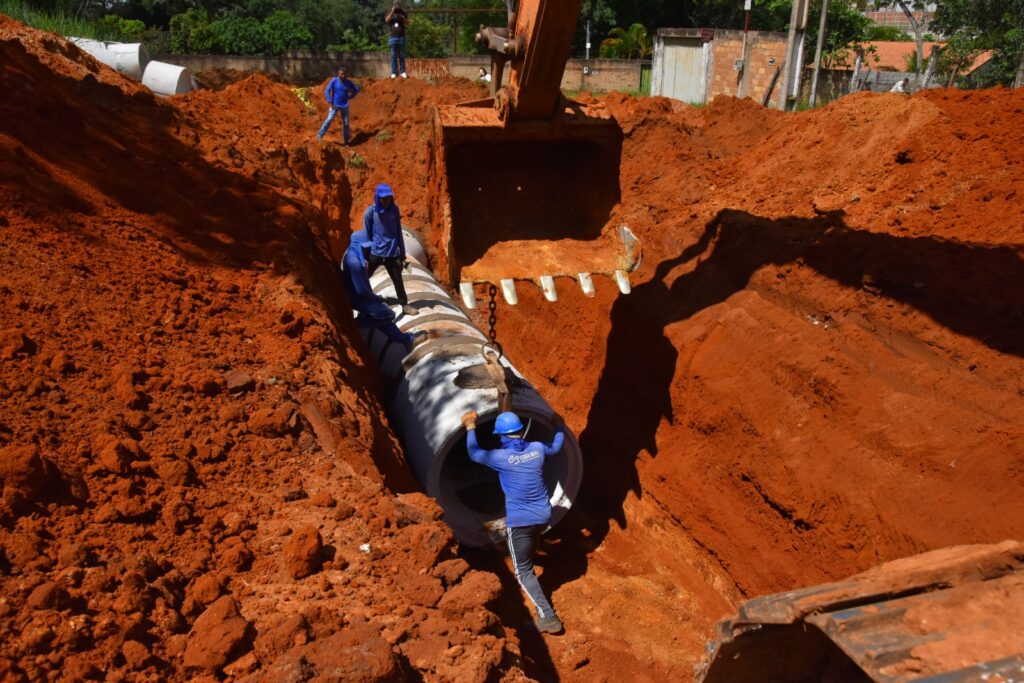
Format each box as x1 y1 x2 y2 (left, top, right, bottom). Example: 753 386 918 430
487 283 498 344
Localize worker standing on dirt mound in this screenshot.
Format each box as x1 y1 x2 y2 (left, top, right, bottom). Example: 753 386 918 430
385 1 408 79
461 409 566 635
317 67 360 144
364 184 416 316
341 230 423 349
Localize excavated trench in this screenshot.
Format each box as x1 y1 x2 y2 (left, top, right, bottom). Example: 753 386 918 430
2 19 1023 680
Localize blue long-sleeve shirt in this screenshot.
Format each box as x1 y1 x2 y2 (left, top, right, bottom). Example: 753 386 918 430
363 184 405 259
466 430 565 528
324 77 360 109
340 231 397 323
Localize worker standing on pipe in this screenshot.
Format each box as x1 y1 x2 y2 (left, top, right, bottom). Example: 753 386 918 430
461 410 566 634
341 230 422 349
364 184 416 316
317 67 360 144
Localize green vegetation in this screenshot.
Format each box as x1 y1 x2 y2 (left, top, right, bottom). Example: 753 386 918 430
4 0 1019 86
932 0 1024 87
599 23 652 59
0 0 135 40
864 24 913 41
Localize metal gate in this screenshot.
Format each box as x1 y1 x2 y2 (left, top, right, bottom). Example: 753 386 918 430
662 37 705 103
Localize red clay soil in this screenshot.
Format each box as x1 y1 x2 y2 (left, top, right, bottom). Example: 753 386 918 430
1 18 513 682
3 14 1024 683
490 88 1024 678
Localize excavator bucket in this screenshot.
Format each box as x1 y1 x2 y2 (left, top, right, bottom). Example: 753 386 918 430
696 541 1024 683
430 99 639 306
427 0 639 307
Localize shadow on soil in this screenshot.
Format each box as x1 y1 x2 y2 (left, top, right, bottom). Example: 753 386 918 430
518 208 1024 672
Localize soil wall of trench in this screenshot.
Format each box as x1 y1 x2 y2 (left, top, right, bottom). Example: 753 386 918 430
1 15 1023 682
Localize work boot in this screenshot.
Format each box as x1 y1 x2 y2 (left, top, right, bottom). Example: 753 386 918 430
532 615 564 634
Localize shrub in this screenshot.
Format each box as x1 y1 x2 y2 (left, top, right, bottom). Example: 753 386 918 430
263 10 313 54
210 15 269 56
170 7 219 54
99 14 145 42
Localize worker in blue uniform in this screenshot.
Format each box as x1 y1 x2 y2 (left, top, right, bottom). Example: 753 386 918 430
340 230 422 349
461 409 566 634
363 183 416 316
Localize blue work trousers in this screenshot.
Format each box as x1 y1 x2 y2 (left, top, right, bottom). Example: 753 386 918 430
389 36 406 76
507 525 557 620
317 105 350 143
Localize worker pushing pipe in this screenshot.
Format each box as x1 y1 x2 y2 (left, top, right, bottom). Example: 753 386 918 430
342 224 583 552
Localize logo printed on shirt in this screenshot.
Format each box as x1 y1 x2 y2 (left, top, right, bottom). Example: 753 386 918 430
508 450 541 465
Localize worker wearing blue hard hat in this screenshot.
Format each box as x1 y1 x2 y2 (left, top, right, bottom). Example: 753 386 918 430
461 409 566 634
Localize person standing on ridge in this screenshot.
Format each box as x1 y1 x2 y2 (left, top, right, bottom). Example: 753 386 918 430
363 184 415 316
460 409 566 634
340 230 424 349
317 67 360 144
385 1 408 79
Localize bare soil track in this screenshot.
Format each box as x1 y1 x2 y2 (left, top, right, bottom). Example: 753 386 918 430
1 16 1022 682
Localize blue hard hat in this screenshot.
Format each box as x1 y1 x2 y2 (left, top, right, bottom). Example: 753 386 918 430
493 411 524 435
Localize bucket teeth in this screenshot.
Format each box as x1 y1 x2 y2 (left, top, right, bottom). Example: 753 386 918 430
458 282 477 309
538 275 557 302
500 278 519 305
578 272 595 297
614 270 631 294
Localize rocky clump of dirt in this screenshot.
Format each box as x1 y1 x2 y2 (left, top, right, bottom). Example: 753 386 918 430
0 16 513 682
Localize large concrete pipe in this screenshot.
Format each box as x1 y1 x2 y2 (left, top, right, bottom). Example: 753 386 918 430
352 229 583 547
68 38 150 80
141 61 196 96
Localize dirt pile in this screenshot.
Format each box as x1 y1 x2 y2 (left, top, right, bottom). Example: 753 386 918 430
1 17 512 681
3 12 1023 682
489 87 1024 677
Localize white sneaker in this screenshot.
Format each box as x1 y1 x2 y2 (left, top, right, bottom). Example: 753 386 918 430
401 72 407 78
391 74 396 79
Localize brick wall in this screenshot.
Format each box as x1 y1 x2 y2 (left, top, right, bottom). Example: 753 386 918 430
708 30 787 103
653 28 787 106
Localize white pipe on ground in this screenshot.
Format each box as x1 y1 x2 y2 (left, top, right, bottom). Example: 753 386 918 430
141 61 195 96
68 38 150 80
353 228 584 547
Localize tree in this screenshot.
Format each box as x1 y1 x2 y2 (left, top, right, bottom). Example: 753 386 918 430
804 0 874 70
263 10 313 53
169 7 219 53
932 0 1024 87
407 13 452 57
864 23 913 41
874 0 929 73
210 15 269 55
599 23 652 59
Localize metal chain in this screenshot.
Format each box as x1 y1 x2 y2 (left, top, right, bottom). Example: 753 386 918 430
487 283 499 344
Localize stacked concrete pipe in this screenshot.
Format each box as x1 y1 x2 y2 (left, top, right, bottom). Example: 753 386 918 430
68 37 195 96
351 228 583 547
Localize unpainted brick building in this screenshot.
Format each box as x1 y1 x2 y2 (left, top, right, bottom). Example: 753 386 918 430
651 28 788 106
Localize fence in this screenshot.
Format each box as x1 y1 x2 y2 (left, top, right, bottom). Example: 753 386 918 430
170 51 649 93
802 67 945 106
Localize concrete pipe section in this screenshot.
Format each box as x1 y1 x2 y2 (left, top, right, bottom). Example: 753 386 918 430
351 228 583 547
68 39 151 80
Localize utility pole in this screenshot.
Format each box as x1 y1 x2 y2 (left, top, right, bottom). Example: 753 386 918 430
585 20 591 61
738 0 751 98
809 0 830 107
776 0 809 110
